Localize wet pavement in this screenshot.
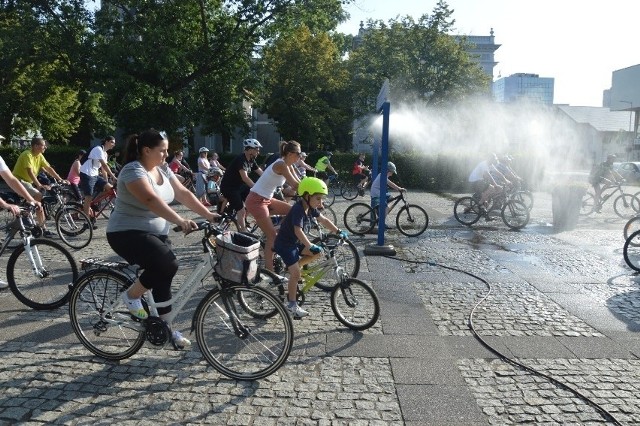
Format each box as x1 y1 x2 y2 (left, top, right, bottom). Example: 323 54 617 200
1 189 639 425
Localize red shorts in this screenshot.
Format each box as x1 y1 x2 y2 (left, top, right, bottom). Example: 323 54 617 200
245 191 271 220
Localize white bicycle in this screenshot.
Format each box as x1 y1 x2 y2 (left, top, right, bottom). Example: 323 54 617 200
68 222 294 381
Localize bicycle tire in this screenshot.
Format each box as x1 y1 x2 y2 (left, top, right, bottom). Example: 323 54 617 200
194 284 294 380
501 200 529 230
453 196 482 226
311 234 360 291
235 268 281 319
580 192 595 216
319 205 337 225
614 194 639 218
7 238 78 310
396 204 429 237
511 190 534 211
343 202 375 235
69 269 145 360
623 215 640 245
324 190 336 207
55 205 93 249
624 229 640 272
330 277 380 331
341 183 358 201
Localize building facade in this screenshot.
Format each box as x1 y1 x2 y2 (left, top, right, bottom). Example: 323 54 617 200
493 73 555 105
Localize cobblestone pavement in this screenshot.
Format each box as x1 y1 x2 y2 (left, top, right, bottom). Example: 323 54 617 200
1 189 640 424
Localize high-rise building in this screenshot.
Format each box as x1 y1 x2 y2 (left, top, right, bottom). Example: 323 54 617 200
492 73 554 105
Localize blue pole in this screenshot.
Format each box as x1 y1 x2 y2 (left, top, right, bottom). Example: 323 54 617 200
377 101 390 246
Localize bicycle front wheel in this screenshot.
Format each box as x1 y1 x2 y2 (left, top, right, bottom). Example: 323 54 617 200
195 284 294 381
330 278 380 331
624 215 640 244
69 269 145 360
343 202 375 235
55 205 93 249
396 204 429 237
501 200 530 230
311 234 360 291
511 191 534 211
614 194 640 218
453 196 481 226
7 238 78 310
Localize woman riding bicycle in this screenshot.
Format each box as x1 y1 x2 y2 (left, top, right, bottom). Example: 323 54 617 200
245 141 301 274
107 129 219 350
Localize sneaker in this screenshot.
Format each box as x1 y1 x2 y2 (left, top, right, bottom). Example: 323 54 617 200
358 188 365 196
286 302 309 319
0 280 7 290
484 215 495 222
171 330 192 350
42 230 56 238
121 291 148 320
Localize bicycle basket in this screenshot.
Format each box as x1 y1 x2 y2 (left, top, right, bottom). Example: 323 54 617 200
214 231 260 284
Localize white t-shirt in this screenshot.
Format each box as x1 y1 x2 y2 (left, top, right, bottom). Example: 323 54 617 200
0 156 9 173
80 145 107 177
468 161 489 183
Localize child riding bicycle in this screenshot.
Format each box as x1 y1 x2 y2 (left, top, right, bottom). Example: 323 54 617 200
273 177 347 318
370 162 405 222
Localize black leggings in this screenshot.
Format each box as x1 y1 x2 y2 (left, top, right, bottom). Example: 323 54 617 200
107 231 179 315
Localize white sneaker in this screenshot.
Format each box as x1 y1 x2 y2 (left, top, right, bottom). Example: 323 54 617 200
0 280 8 290
121 291 148 320
171 330 192 350
286 302 308 319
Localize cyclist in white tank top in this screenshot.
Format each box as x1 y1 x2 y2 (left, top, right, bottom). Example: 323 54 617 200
245 141 302 273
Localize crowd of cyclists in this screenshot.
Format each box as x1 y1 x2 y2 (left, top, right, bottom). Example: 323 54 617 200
0 133 395 342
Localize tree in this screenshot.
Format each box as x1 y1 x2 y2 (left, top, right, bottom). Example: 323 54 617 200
92 0 351 151
259 25 353 152
347 1 490 118
0 1 95 143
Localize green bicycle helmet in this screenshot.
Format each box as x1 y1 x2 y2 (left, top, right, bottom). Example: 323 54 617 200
297 177 328 196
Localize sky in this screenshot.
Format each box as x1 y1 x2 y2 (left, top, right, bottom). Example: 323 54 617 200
338 0 640 107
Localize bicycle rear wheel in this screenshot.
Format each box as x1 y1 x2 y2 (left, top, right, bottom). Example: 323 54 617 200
343 202 375 235
330 277 380 331
341 183 358 201
453 196 481 226
7 238 78 310
311 234 360 291
501 200 529 230
396 204 429 236
69 269 145 360
55 205 93 249
195 284 294 380
580 192 595 216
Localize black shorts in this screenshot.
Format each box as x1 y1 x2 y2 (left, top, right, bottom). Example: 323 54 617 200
221 185 250 213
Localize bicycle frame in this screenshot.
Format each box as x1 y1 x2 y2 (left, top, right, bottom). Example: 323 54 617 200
0 210 45 275
300 255 344 293
91 187 117 216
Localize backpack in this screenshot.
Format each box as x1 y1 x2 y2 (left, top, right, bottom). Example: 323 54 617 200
80 150 91 166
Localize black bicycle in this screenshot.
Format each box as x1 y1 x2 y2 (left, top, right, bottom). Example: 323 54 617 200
343 190 429 237
580 178 639 218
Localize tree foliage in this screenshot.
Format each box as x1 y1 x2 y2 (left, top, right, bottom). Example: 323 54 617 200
0 0 94 143
259 25 352 152
347 1 490 118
